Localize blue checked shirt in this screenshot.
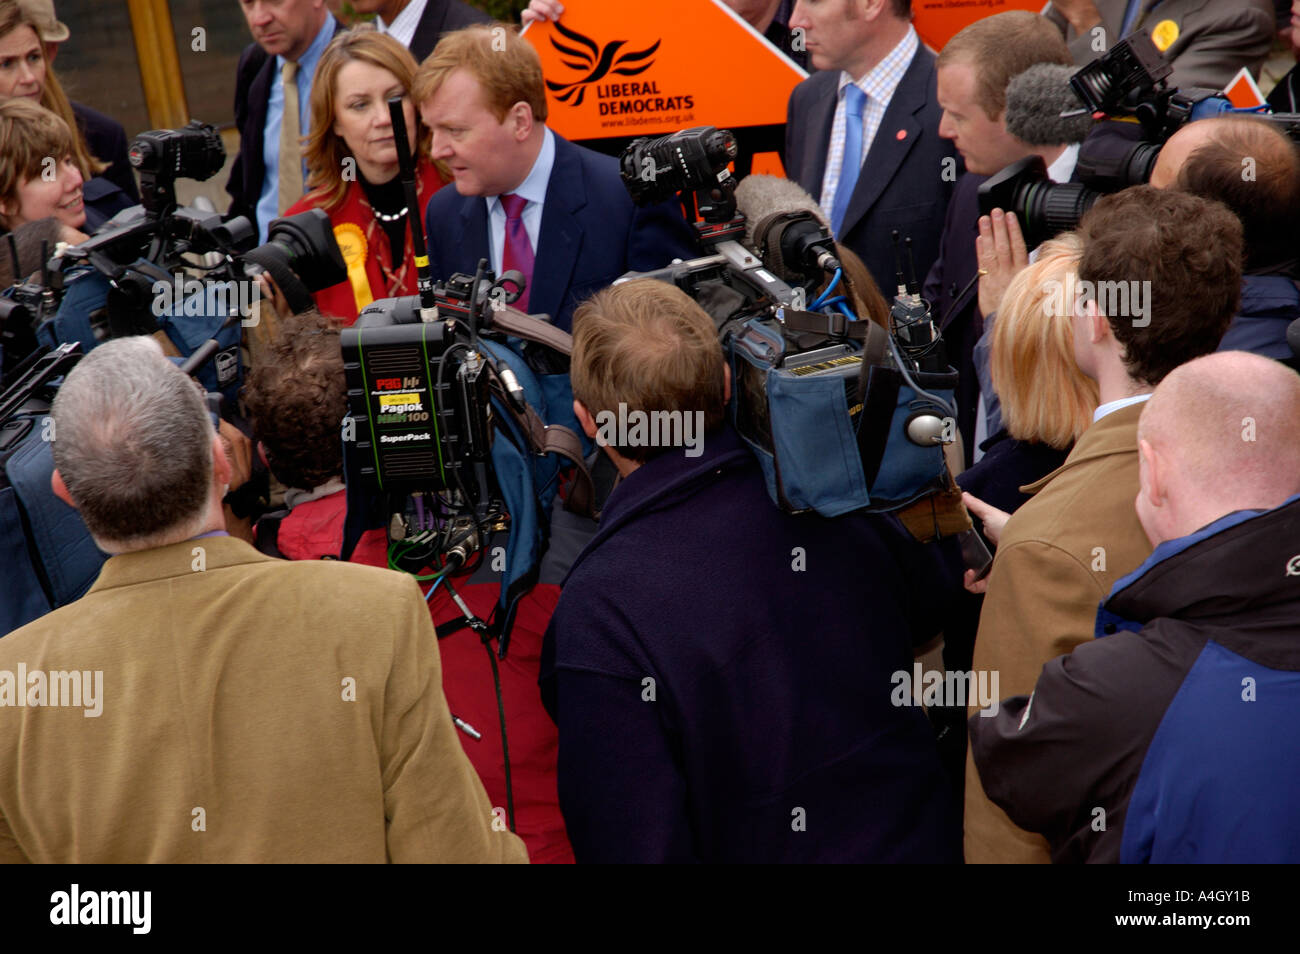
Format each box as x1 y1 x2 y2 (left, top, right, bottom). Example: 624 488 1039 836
818 26 919 226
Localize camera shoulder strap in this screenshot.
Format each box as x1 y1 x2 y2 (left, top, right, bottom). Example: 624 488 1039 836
488 306 573 356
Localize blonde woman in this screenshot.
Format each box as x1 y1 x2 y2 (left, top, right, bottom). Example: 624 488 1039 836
958 233 1100 559
283 28 448 324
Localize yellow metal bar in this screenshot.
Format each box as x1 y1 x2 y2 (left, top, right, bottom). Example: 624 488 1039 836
127 0 188 129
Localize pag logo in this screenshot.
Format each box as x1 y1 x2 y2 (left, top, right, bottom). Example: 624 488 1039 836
546 21 660 107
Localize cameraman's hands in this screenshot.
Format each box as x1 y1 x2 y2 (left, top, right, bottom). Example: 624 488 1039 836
521 0 564 24
961 491 1009 546
1050 0 1102 35
218 417 255 545
218 418 252 494
976 208 1028 319
960 491 1010 595
255 273 290 319
58 224 89 246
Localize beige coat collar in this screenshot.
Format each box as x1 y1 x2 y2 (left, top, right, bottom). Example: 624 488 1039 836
1020 401 1145 495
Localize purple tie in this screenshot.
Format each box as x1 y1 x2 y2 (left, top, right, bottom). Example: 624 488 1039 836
500 193 534 311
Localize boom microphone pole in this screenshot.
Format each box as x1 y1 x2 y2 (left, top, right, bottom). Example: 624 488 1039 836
387 96 438 322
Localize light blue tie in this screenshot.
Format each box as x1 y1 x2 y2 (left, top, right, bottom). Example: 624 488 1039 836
831 84 866 238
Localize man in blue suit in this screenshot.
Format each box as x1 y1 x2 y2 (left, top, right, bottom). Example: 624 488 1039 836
414 24 697 334
783 0 955 295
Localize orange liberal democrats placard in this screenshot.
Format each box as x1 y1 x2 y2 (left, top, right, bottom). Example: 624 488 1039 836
521 0 806 143
913 0 1044 52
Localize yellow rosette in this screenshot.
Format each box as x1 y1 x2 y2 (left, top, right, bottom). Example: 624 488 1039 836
333 222 372 313
1151 19 1179 53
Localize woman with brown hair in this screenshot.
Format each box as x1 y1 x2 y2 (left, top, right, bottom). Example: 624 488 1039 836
0 96 85 234
283 28 448 324
0 0 135 229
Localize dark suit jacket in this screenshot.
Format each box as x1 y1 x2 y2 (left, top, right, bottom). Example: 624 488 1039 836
922 172 985 465
408 0 491 64
225 18 345 232
422 132 698 333
72 102 138 203
784 44 956 295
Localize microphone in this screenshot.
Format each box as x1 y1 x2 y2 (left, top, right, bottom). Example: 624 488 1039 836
387 96 437 322
1005 63 1095 147
734 174 841 283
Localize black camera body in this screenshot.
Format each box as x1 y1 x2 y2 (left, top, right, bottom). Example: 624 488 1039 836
616 128 959 518
2 121 346 372
980 30 1300 249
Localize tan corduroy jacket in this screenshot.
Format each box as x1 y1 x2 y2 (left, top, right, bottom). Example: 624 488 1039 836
965 402 1154 864
0 536 527 864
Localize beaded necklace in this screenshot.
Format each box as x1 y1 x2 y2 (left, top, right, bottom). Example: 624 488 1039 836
357 171 424 297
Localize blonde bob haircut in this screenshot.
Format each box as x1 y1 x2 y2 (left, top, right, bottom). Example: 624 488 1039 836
990 231 1099 449
0 2 106 180
0 98 78 228
302 27 430 212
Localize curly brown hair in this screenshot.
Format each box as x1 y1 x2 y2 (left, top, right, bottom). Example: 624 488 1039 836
1077 186 1242 387
242 309 348 491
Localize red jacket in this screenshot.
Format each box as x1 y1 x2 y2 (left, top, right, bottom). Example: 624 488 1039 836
261 490 574 863
285 160 448 325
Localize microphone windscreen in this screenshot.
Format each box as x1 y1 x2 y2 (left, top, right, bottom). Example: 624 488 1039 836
1005 63 1094 147
734 174 828 247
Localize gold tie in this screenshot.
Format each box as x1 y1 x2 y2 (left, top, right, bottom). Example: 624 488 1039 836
277 60 303 215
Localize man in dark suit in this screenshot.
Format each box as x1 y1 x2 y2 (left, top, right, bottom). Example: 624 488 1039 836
415 24 697 334
923 12 1076 465
227 0 341 241
783 0 954 295
351 0 490 63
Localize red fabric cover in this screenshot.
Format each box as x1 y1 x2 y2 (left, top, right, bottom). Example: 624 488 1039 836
262 491 573 863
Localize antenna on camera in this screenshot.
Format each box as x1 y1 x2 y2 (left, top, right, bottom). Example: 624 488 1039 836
387 96 437 322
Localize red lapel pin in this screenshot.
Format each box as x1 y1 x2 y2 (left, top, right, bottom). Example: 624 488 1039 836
896 129 907 141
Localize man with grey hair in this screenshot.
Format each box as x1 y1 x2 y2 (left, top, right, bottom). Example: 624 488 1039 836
0 337 527 863
971 352 1300 862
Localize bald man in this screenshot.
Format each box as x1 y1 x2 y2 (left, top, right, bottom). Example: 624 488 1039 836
1150 116 1300 362
971 351 1300 863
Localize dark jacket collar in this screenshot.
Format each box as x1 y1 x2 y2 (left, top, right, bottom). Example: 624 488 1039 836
453 131 586 322
1240 273 1300 317
839 44 936 237
1099 494 1300 642
566 424 753 579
